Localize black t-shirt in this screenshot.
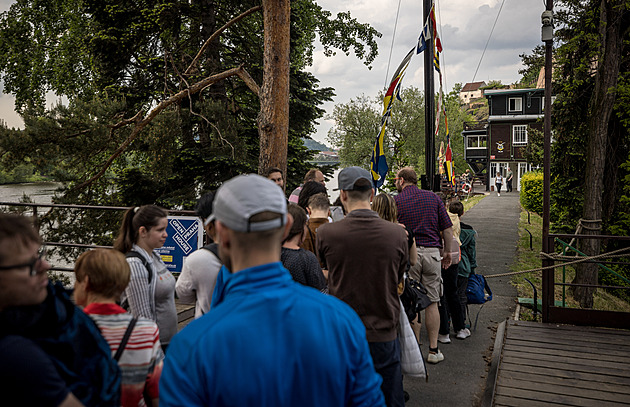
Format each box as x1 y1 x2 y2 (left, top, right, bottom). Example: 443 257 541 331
0 335 69 406
281 247 327 291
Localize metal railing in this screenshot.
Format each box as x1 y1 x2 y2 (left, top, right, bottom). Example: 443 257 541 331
542 233 630 329
0 201 196 272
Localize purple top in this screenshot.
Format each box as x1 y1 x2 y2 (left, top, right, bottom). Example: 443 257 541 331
394 185 453 248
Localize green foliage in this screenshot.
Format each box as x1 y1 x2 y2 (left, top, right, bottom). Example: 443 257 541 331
326 85 471 179
0 0 375 208
519 171 543 215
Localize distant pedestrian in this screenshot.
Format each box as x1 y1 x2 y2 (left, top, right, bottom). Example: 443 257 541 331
281 203 327 291
495 172 504 196
264 167 285 190
506 168 513 193
176 192 221 319
394 167 454 364
160 174 385 406
301 192 330 263
318 167 408 407
114 205 177 352
297 180 327 212
288 168 326 203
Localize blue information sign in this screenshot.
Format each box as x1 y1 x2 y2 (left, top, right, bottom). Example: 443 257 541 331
156 216 203 274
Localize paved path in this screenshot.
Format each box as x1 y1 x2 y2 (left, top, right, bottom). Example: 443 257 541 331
403 190 521 406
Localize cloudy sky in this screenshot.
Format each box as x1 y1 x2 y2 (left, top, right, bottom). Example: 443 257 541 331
0 0 545 143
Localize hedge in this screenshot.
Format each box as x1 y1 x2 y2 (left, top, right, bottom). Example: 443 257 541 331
520 171 543 215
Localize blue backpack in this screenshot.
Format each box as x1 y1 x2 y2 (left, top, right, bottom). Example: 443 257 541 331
466 273 493 304
2 282 121 406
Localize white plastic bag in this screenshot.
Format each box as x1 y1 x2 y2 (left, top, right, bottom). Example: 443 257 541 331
398 299 427 380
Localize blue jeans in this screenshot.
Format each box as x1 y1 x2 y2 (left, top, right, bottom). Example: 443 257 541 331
369 339 404 407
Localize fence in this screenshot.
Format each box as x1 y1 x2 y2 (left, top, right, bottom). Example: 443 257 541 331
0 201 195 272
542 233 630 329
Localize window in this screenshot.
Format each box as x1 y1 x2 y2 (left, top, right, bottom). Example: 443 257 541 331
513 125 528 145
467 135 487 149
509 97 522 112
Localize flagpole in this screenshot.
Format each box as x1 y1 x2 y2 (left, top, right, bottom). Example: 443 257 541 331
423 0 435 191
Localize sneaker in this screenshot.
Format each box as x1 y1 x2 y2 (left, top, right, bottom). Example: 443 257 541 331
497 193 500 196
438 334 451 344
427 350 444 364
456 328 471 340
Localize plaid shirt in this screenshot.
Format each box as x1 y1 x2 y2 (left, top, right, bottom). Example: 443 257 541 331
394 185 452 248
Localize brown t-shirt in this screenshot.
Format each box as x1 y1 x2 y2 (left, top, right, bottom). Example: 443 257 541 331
316 209 408 342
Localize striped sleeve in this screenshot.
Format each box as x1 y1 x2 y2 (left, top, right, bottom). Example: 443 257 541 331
89 314 163 407
124 258 155 321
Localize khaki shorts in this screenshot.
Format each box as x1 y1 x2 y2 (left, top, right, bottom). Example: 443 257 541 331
409 246 443 302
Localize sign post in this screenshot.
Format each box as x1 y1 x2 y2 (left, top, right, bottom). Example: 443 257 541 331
156 216 203 274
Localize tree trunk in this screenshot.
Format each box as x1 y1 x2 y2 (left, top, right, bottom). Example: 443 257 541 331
572 0 624 308
258 0 290 179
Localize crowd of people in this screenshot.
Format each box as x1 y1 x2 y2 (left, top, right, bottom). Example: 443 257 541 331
0 165 478 407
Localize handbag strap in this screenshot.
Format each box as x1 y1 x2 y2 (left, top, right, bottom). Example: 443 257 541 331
114 317 138 362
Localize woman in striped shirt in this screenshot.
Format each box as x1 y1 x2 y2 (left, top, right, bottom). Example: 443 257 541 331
74 249 163 407
114 205 177 352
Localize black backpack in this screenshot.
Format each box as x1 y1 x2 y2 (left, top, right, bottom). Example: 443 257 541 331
202 242 220 259
125 250 153 284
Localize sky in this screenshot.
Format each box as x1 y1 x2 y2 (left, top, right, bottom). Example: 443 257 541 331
0 0 545 144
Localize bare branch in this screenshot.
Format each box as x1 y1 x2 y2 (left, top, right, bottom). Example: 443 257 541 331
73 66 245 191
184 6 262 76
236 68 261 97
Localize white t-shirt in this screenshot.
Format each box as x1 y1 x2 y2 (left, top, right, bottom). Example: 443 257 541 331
176 247 222 319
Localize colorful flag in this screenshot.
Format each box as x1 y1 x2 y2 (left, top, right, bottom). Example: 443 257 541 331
444 111 455 187
370 48 414 188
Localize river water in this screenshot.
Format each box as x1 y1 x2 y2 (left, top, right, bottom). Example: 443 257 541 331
0 181 64 204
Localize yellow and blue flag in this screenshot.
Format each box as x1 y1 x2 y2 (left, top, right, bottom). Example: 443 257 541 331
370 48 414 188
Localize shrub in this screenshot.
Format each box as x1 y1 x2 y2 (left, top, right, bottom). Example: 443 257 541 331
520 171 543 215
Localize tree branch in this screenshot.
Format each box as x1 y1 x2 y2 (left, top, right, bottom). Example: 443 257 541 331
72 66 246 191
184 5 262 76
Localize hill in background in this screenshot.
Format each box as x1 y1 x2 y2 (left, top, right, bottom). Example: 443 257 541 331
302 138 332 151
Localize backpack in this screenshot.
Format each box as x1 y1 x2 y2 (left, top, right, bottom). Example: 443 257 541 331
466 272 493 304
5 282 121 406
202 243 220 259
126 250 153 284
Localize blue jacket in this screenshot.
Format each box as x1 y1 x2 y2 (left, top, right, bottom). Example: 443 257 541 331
160 262 385 407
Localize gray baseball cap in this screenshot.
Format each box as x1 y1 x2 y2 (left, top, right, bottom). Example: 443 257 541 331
209 174 288 232
335 166 373 191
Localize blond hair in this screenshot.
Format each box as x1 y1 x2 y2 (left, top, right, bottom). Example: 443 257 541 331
372 193 398 223
74 249 130 299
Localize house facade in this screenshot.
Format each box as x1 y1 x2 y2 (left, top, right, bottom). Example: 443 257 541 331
459 81 486 105
461 88 544 191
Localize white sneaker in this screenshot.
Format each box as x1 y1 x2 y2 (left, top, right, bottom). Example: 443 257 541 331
438 334 451 344
498 193 500 196
456 328 471 340
427 350 444 364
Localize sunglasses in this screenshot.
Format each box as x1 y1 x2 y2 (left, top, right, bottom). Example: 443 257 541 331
0 246 48 277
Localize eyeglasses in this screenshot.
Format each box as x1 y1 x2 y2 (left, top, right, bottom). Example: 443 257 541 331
0 246 48 277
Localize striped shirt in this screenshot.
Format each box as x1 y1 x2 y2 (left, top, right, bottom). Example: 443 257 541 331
121 244 177 345
85 303 163 407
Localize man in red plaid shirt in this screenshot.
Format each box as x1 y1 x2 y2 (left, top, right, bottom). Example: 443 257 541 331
394 167 453 364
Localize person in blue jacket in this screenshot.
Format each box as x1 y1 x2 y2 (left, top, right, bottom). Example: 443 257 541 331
160 174 385 407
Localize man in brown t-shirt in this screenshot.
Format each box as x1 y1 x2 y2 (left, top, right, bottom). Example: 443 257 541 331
317 167 408 407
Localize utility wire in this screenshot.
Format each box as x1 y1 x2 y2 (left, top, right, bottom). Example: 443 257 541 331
384 0 403 88
471 0 507 84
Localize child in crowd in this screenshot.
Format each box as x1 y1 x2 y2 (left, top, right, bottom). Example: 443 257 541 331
74 249 163 407
301 192 330 256
448 201 478 324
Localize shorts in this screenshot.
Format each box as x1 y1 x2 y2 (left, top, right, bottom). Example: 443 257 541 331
409 246 443 302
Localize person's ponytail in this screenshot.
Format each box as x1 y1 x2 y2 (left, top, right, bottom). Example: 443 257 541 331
114 205 168 253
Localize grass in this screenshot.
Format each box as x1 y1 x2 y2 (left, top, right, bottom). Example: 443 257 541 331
461 193 485 213
511 208 630 321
